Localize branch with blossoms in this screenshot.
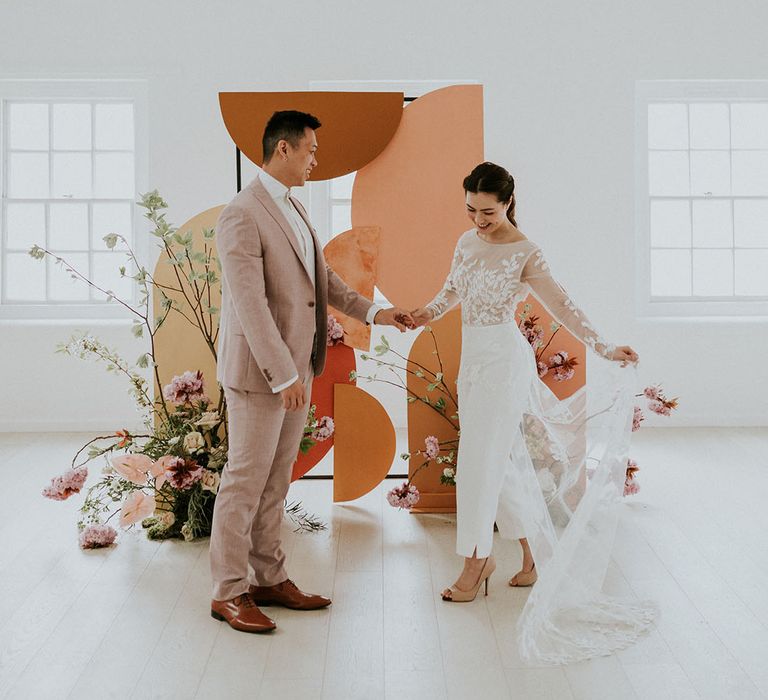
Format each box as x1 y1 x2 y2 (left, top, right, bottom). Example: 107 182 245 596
518 304 579 382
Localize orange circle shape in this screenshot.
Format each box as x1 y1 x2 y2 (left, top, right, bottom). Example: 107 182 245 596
219 92 404 181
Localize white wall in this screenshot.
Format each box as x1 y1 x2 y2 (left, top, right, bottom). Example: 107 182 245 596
1 0 766 430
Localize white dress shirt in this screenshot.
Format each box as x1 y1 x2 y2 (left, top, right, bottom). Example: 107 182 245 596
258 170 381 393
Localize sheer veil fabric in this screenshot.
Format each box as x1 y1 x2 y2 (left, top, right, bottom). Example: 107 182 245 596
427 230 657 665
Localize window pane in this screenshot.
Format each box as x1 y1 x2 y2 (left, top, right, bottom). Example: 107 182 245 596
92 202 133 248
731 104 768 149
692 249 733 296
95 104 134 150
92 252 133 300
52 103 92 150
650 200 690 247
9 103 49 150
52 153 92 199
48 253 90 301
5 252 46 301
651 249 691 296
49 203 89 250
331 172 356 199
735 250 768 295
734 200 768 248
732 151 768 196
8 153 49 198
331 204 351 236
690 151 730 196
648 151 690 196
692 200 732 248
689 103 729 149
93 153 134 198
648 104 688 149
6 203 45 249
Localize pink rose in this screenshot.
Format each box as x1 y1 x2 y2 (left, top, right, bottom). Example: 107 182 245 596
111 453 154 485
119 491 155 528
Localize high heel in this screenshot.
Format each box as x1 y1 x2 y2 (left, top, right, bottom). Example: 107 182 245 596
508 561 537 587
441 556 496 602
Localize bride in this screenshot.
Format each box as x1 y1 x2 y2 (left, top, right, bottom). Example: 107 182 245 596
410 161 656 664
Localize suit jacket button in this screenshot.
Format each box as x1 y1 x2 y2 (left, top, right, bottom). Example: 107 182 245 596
308 301 315 307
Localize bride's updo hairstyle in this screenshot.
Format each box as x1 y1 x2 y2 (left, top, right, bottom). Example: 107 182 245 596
463 162 517 227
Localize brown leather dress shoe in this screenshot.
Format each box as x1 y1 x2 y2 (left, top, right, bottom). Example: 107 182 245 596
210 592 276 633
249 579 331 610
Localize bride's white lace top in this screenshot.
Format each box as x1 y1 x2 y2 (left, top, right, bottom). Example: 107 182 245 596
426 230 615 359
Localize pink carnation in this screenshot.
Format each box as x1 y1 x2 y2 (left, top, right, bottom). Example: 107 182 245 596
42 466 88 501
424 435 440 460
632 406 645 432
386 481 420 510
79 524 118 549
311 416 335 442
164 456 203 490
643 385 660 400
553 367 575 382
327 314 345 346
648 399 671 417
162 370 206 405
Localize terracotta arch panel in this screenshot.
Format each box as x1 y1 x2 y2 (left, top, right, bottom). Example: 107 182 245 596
351 85 484 308
291 343 356 481
333 384 395 503
219 92 404 181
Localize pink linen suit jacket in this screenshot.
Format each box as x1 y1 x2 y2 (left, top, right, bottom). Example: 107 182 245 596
216 177 373 391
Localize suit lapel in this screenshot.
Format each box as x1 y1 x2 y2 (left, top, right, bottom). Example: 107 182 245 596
290 195 328 300
249 180 313 282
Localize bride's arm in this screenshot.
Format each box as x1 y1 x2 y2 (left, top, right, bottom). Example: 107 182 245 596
412 245 462 327
520 247 618 360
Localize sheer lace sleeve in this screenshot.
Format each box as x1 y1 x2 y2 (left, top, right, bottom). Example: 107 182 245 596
426 243 462 320
521 247 615 360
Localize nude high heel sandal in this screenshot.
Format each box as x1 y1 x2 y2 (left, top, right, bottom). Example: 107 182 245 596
441 556 497 602
508 562 537 587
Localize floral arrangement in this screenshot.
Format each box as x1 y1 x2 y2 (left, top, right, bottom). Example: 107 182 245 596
34 192 328 548
357 325 678 510
518 304 579 382
625 384 679 496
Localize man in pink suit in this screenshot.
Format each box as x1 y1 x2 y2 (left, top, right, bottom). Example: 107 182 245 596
210 110 411 633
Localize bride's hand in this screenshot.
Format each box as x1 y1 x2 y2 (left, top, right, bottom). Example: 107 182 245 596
410 307 435 328
611 345 639 366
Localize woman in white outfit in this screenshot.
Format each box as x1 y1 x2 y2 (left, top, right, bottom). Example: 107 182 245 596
411 162 655 665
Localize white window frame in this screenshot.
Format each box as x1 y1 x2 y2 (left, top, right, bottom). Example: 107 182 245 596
0 79 149 320
636 80 768 318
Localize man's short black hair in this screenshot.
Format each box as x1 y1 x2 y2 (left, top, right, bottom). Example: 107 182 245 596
262 110 321 163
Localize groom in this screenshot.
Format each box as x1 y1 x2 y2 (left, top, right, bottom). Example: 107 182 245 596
210 110 412 633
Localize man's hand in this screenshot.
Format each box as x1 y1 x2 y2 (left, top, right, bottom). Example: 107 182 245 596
611 345 639 366
280 380 306 411
409 307 435 328
373 307 415 332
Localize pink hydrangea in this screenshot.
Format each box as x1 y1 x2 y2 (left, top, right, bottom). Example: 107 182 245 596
162 370 206 405
424 435 440 460
643 385 660 400
386 481 420 510
79 524 118 549
311 416 335 442
42 466 88 501
327 314 345 346
632 406 645 432
164 456 203 490
553 367 575 382
648 399 671 417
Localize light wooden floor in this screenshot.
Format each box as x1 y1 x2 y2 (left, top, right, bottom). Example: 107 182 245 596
0 428 767 700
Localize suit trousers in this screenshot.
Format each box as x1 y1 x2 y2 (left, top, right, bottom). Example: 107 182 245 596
209 379 312 601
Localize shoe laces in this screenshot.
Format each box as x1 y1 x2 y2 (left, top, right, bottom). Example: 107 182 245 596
235 593 257 608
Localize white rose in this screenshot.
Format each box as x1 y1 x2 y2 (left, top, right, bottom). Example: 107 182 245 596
195 411 220 430
183 431 205 453
201 469 221 494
